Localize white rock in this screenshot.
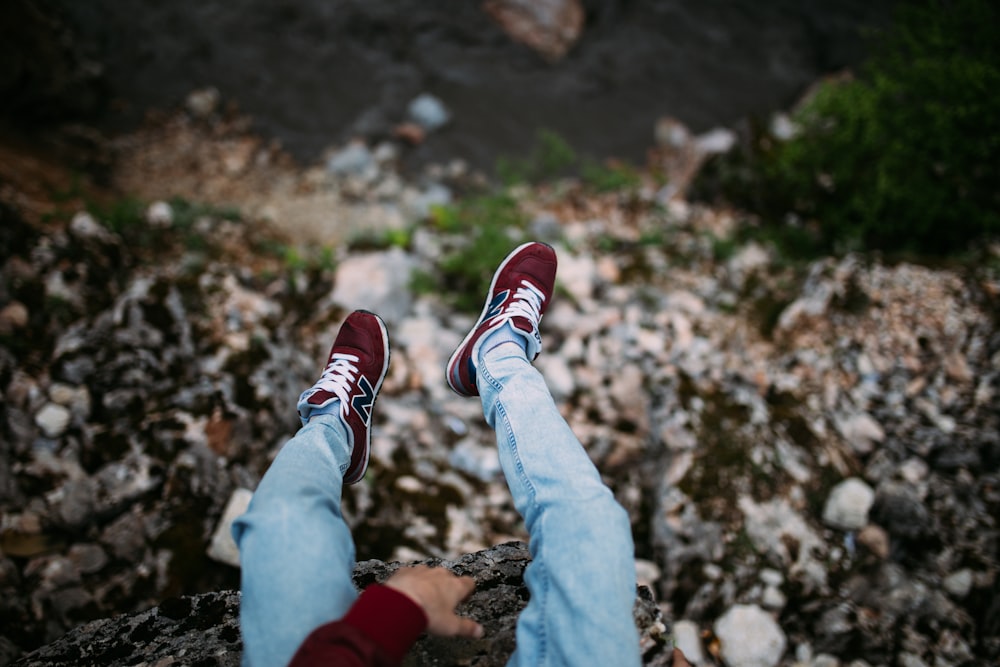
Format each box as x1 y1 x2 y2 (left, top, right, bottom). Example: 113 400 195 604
739 496 826 590
943 568 973 598
407 93 451 131
536 354 575 402
186 87 220 117
146 201 174 227
207 488 253 568
556 250 598 304
69 211 114 242
672 620 706 666
770 113 799 140
822 477 875 531
634 559 661 589
35 403 72 438
836 413 885 454
329 248 416 325
761 585 787 610
714 604 787 667
448 438 501 481
694 127 736 154
759 568 783 587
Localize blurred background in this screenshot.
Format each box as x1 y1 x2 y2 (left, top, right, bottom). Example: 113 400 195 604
4 0 892 169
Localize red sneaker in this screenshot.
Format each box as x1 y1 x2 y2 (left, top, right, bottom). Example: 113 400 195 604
446 242 557 397
297 310 389 484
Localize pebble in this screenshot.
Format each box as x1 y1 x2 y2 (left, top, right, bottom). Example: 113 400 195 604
0 301 28 334
35 402 72 438
672 620 706 665
822 477 875 531
407 93 451 132
836 413 885 455
856 524 890 559
207 488 253 568
942 568 973 598
146 201 174 227
327 141 376 177
186 87 221 117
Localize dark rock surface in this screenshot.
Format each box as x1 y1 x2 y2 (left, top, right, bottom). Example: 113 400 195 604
29 0 893 169
11 543 674 667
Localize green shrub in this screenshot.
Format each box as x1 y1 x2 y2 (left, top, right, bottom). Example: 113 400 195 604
581 159 642 193
696 0 1000 255
416 193 529 311
496 129 578 185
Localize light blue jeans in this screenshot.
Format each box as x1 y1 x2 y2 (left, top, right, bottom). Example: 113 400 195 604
233 341 641 667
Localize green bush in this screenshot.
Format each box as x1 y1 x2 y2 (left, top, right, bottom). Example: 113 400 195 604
696 0 1000 255
415 193 529 312
496 129 578 185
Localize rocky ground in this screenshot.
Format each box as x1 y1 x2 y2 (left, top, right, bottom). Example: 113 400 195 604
1 104 999 667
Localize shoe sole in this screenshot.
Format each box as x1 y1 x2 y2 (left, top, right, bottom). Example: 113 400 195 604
346 309 390 484
445 242 541 396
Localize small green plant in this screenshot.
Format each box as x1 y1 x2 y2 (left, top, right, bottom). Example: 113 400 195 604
347 226 413 252
581 159 641 193
90 197 146 235
169 197 242 230
416 193 529 311
496 129 578 185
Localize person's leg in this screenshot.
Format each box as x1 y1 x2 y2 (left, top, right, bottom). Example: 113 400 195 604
446 243 641 666
233 310 389 667
233 414 358 667
480 336 641 667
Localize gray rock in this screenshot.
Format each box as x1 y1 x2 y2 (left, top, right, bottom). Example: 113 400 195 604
407 93 451 132
12 543 675 667
328 248 416 325
326 141 376 177
448 438 502 482
871 481 930 540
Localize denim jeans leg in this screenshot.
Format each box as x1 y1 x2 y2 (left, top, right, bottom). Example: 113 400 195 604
478 345 642 667
232 412 357 667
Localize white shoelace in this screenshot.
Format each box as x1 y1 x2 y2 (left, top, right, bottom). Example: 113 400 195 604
492 280 545 327
313 352 360 418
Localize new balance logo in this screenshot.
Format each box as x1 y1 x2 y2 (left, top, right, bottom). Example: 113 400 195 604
351 375 376 422
486 289 510 320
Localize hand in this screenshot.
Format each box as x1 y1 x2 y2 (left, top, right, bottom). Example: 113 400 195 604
385 565 484 639
671 647 692 667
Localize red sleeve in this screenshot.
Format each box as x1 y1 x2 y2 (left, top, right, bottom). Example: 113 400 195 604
288 584 428 667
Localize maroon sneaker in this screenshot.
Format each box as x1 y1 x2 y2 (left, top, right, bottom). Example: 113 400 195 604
297 310 389 484
446 242 557 397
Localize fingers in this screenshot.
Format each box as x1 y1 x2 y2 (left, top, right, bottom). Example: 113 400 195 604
448 614 485 639
384 565 483 639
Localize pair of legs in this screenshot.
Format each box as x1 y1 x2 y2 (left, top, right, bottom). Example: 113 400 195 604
233 243 641 666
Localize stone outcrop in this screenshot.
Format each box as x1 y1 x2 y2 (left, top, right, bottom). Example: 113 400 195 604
11 543 675 667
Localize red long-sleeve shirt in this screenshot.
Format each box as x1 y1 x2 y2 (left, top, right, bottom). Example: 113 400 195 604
288 585 428 667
